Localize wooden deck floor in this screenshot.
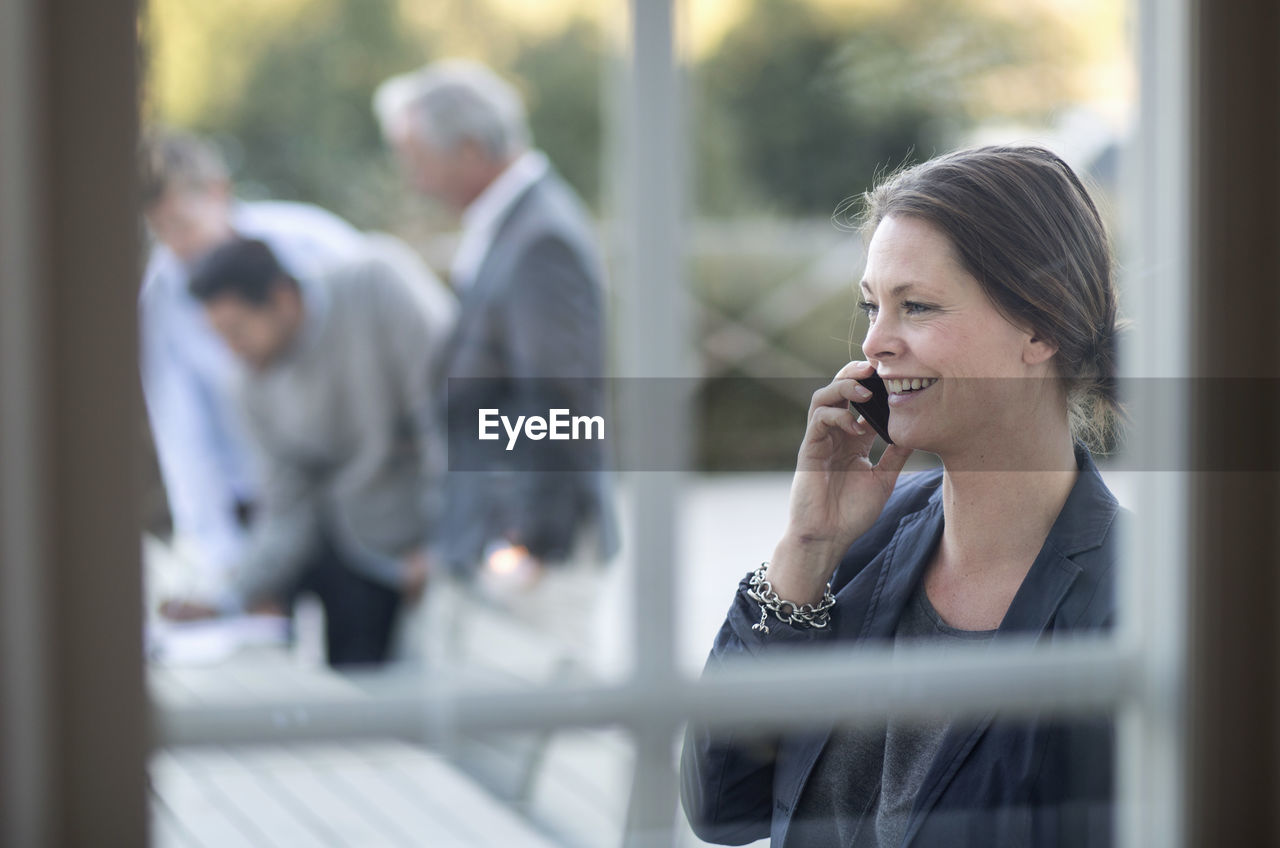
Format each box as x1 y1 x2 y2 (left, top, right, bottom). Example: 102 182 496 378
150 740 560 848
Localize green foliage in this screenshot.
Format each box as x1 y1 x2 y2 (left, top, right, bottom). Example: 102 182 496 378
695 0 1070 217
168 2 608 223
511 20 605 209
185 0 429 230
150 0 1079 228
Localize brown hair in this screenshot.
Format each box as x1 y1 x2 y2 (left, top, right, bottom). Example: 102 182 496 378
138 128 228 208
861 145 1123 451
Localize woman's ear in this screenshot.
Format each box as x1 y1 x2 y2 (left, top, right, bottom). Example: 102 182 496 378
1023 332 1059 366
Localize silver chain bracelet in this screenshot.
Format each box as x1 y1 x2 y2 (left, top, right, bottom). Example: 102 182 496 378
746 562 836 635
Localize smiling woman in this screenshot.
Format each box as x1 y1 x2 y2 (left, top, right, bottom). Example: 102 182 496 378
863 145 1123 457
682 145 1126 847
857 213 1077 464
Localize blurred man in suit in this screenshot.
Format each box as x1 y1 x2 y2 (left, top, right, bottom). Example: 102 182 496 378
374 60 616 651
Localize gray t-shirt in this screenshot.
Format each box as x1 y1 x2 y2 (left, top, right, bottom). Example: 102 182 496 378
788 584 997 847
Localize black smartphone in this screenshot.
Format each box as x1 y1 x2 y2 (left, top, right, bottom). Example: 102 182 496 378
849 371 893 444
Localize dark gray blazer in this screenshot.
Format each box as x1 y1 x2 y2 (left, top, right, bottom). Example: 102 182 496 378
682 444 1122 847
433 168 617 572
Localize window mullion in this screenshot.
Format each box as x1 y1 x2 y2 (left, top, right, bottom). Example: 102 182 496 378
155 638 1141 746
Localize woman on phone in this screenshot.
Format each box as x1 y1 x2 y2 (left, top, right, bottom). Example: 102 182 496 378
682 145 1125 847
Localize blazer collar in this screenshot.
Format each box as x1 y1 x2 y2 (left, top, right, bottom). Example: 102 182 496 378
900 443 1118 846
856 442 1116 644
434 174 547 385
854 497 944 642
465 171 547 300
995 444 1118 635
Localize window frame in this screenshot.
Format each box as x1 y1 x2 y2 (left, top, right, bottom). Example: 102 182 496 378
25 0 1280 845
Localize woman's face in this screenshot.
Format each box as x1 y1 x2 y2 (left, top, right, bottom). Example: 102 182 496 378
859 215 1057 456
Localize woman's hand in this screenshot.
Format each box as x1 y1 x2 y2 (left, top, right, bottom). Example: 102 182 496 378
767 361 914 603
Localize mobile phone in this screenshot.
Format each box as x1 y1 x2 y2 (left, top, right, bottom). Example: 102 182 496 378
849 371 894 444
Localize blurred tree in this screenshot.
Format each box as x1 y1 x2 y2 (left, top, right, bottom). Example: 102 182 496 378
143 0 608 226
143 0 1107 227
214 0 429 229
510 19 605 209
143 0 431 232
141 0 315 128
695 0 1079 216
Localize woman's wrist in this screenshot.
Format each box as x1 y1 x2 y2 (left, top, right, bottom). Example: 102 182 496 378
746 563 836 634
766 533 843 606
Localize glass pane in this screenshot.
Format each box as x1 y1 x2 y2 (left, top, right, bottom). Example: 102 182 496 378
136 0 1171 845
677 0 1141 843
139 0 627 681
680 0 1138 664
140 1 635 843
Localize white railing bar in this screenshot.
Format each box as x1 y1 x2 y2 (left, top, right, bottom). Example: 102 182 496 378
155 638 1148 747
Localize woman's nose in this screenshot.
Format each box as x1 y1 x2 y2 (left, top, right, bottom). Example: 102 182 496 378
861 314 901 362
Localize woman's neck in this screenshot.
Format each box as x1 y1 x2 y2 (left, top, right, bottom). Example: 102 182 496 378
936 426 1079 580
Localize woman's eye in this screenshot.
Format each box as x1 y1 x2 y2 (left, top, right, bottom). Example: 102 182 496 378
902 301 931 315
857 300 878 318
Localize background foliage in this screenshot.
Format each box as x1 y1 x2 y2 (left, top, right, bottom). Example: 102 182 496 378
141 0 1129 468
143 0 1121 223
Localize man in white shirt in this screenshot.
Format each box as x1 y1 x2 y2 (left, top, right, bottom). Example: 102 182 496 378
373 61 617 647
139 130 365 594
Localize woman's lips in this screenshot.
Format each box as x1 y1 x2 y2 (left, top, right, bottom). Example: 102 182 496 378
885 376 937 407
884 377 938 394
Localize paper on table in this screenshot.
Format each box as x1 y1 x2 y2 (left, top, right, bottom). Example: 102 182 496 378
146 614 290 666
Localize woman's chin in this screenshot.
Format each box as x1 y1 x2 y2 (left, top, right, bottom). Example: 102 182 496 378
885 422 928 452
886 424 949 459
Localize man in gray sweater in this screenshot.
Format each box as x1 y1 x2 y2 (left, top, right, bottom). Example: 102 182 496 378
161 236 455 666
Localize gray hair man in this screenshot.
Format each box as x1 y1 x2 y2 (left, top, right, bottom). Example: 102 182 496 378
374 60 616 653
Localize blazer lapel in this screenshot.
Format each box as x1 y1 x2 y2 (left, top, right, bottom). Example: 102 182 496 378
777 501 945 846
853 499 945 642
899 447 1117 847
435 177 545 384
899 545 1084 847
